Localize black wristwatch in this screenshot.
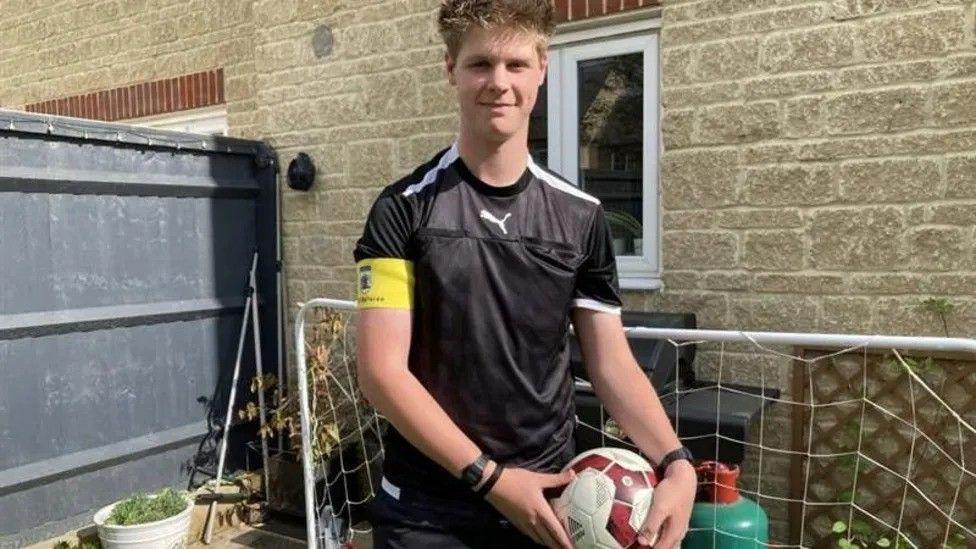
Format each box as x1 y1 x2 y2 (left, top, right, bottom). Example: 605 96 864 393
657 446 694 473
460 454 490 489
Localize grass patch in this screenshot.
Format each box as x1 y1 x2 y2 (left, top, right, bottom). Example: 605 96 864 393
106 488 188 526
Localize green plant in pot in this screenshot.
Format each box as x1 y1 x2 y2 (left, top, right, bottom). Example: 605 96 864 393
92 487 193 548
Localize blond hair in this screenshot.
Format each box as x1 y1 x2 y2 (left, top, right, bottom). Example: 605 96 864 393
437 0 555 58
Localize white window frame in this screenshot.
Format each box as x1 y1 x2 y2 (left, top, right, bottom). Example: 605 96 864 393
546 18 662 290
125 105 228 136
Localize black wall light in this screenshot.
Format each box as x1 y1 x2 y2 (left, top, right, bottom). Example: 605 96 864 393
287 152 316 191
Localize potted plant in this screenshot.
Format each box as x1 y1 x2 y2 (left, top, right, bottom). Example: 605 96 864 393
249 310 381 510
92 488 193 549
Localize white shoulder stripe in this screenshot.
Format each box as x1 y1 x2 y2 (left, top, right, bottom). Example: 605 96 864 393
572 298 622 315
402 142 459 197
527 158 600 205
380 476 401 500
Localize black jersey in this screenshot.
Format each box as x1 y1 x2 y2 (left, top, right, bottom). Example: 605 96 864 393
354 142 622 500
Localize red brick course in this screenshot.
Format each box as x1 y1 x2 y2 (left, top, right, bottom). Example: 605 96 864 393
24 69 224 121
554 0 658 22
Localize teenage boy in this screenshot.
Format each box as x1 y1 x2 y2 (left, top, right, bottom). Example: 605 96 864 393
354 2 696 547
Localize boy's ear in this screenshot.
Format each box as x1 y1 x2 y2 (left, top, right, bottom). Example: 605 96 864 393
538 54 549 86
445 52 457 86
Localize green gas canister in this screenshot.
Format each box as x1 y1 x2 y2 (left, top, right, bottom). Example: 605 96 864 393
682 461 768 548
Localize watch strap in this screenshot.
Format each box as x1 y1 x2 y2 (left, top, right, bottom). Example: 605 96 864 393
460 454 489 488
658 446 694 473
476 463 505 497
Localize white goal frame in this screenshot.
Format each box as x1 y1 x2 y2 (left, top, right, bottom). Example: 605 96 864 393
294 297 976 549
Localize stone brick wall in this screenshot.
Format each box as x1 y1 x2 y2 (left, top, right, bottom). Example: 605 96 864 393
269 0 662 318
657 0 976 340
2 1 969 359
660 2 976 542
263 0 454 316
0 0 258 137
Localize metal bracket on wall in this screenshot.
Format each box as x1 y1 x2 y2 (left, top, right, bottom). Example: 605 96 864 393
254 142 278 171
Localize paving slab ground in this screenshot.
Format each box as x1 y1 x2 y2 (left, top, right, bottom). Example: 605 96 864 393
188 524 305 548
188 520 374 549
27 516 373 549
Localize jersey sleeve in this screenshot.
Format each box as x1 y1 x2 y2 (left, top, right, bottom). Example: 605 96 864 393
353 191 416 309
572 206 623 315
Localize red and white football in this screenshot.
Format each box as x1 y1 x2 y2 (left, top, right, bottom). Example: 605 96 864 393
551 447 659 549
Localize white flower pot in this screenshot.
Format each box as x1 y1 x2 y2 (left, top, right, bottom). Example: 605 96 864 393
93 495 193 549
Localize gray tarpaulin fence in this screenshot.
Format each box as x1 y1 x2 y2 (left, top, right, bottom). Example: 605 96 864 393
0 110 280 547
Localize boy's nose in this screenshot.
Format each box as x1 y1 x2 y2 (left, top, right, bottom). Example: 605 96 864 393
486 65 510 92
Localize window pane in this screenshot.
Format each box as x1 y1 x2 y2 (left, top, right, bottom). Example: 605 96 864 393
529 80 548 166
578 53 643 257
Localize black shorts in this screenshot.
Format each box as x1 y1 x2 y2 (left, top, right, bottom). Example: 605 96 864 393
369 479 541 549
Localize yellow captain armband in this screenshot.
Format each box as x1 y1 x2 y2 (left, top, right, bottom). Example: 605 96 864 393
356 258 414 309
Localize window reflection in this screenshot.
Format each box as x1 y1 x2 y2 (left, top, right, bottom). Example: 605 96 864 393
579 53 643 256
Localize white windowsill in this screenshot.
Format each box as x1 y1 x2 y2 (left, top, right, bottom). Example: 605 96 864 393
619 277 663 291
125 105 228 136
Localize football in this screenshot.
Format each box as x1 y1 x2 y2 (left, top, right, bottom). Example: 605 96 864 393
551 447 658 549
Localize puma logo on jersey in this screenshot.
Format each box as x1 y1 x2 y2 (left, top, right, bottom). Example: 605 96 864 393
479 210 512 235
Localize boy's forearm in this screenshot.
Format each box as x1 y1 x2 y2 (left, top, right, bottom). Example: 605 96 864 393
589 359 682 465
574 310 684 466
360 366 483 479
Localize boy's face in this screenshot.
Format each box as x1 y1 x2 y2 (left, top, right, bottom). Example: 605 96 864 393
446 25 548 144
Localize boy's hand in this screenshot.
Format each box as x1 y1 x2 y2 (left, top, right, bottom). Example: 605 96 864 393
485 466 576 549
638 460 697 548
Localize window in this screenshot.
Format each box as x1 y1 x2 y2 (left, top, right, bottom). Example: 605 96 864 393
126 105 228 136
529 19 661 290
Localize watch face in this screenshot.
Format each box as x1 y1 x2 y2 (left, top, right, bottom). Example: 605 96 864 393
462 456 489 486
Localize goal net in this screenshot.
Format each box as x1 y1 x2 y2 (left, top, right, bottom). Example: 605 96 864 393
293 299 384 549
293 298 976 549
